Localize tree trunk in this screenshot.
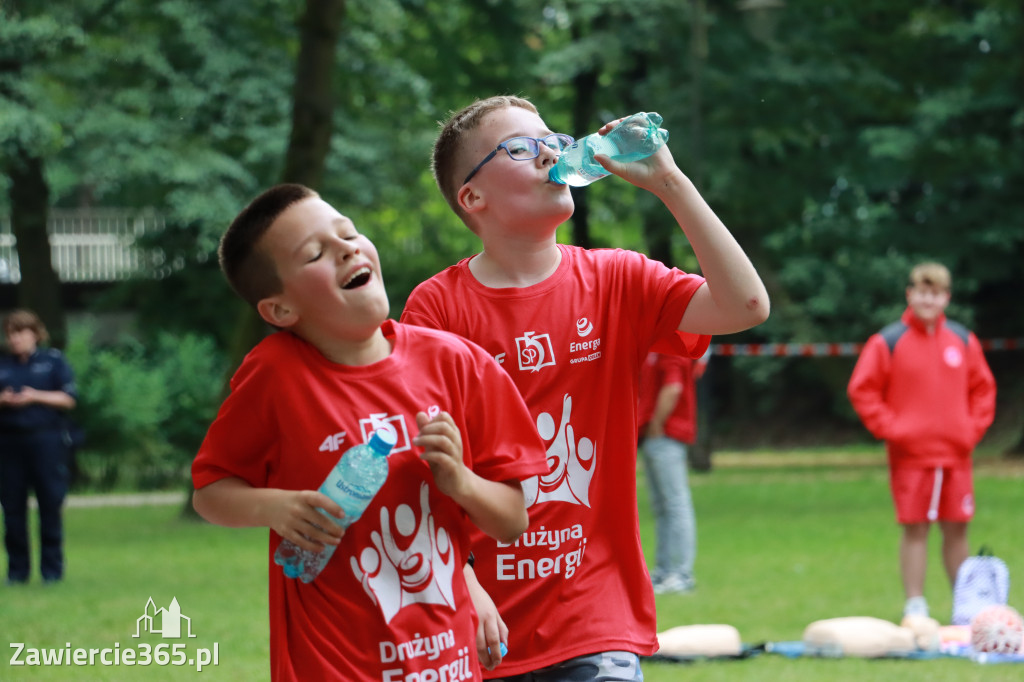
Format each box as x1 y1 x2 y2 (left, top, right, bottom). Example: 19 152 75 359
226 0 348 376
568 21 597 249
282 0 347 188
186 0 348 519
7 146 66 348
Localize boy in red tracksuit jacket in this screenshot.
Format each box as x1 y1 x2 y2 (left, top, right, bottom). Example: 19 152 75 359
847 262 996 620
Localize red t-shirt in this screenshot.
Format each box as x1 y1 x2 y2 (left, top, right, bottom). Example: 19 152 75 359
847 308 997 468
192 321 547 681
637 353 701 444
401 244 708 675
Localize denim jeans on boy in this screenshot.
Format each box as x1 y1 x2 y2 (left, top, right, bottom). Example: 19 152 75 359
639 436 696 585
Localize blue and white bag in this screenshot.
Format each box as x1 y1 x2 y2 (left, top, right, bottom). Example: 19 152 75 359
952 546 1010 626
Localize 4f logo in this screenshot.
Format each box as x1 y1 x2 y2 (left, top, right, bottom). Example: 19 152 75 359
516 331 556 373
320 431 348 452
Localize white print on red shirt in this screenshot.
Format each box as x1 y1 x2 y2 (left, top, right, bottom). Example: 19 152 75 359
943 345 964 368
516 331 556 372
522 393 596 509
576 317 594 336
360 412 412 454
351 483 456 624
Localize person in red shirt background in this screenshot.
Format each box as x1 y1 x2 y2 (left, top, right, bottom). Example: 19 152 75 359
637 351 708 594
847 262 996 620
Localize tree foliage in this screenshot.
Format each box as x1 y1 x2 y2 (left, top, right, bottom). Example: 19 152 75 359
2 0 1022 464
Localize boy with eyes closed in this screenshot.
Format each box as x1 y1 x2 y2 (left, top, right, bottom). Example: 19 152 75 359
192 183 548 681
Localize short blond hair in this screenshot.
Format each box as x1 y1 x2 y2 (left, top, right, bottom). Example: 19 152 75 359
909 262 951 291
432 95 538 218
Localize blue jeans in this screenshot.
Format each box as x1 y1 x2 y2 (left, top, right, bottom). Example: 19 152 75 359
490 651 643 681
639 436 696 581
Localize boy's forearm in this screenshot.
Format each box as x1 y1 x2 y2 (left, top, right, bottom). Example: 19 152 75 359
656 170 770 334
450 475 528 545
193 477 280 528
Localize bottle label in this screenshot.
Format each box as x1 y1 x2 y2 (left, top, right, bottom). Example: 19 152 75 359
334 477 374 501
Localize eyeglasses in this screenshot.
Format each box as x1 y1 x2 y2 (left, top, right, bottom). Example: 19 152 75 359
463 133 575 185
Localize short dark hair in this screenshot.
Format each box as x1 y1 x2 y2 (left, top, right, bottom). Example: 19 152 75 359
432 95 537 218
219 184 318 307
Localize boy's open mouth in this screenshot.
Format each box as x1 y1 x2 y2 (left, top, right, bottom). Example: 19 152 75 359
342 266 372 290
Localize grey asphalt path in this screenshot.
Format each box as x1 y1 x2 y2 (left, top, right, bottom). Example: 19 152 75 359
27 491 189 509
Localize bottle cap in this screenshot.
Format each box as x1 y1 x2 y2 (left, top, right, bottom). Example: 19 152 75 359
369 428 398 453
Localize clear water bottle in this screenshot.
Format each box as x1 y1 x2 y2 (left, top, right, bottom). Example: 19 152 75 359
274 428 398 583
548 112 670 187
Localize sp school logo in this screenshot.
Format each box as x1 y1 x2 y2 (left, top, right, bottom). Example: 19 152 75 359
516 331 556 373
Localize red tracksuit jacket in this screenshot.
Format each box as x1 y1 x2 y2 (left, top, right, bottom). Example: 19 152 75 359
847 308 996 468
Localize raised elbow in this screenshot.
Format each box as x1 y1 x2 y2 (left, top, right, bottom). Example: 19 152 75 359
749 294 770 326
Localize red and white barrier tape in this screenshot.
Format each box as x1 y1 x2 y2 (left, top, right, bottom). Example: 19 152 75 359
710 338 1024 357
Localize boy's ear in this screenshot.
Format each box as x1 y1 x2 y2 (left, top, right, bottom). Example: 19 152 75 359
256 296 297 328
457 184 485 214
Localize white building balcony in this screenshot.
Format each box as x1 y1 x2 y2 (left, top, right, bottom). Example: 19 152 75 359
0 209 165 283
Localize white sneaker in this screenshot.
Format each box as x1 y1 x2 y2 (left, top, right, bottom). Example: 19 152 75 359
653 573 696 595
903 596 929 618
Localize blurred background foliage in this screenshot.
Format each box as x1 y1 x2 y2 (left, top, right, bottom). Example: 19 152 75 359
1 0 1021 488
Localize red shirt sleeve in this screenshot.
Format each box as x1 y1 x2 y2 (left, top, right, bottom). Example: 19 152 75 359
847 334 896 441
965 333 997 444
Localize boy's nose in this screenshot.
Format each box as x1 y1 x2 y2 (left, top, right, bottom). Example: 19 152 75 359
334 239 359 260
537 145 560 166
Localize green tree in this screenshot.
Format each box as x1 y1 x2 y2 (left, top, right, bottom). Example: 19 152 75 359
0 6 86 346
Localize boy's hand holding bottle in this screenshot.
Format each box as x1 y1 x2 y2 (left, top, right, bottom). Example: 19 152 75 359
268 489 346 552
549 111 677 191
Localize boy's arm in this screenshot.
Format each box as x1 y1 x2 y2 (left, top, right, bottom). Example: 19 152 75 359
645 381 683 439
966 334 997 443
414 411 529 544
846 336 896 440
464 563 508 671
595 130 769 335
192 477 346 551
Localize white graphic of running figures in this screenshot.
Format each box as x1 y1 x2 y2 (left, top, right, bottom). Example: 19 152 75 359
351 482 456 623
523 393 596 508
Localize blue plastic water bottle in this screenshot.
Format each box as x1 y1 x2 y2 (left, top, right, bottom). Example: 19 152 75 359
274 429 398 583
548 112 669 187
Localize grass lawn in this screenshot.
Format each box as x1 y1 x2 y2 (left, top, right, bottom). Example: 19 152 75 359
3 449 1022 681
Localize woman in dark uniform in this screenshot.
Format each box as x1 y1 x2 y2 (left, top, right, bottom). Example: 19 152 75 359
0 310 77 584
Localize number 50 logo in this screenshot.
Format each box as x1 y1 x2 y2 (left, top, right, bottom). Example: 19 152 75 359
517 331 556 373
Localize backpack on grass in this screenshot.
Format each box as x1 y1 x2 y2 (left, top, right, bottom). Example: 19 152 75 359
952 546 1009 626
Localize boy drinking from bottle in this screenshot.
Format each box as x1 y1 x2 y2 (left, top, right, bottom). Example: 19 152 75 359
401 95 769 680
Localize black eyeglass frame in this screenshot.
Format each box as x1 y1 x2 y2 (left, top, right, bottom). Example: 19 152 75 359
462 133 575 185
